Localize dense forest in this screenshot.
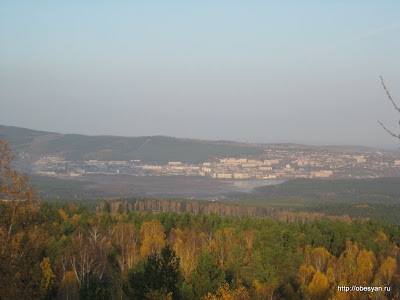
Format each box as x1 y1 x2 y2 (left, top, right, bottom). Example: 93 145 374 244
1 200 400 299
1 139 400 299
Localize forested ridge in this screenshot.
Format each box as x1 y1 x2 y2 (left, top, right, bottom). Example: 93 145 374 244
0 124 264 164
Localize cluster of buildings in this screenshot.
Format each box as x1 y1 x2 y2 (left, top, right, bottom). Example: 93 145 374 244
201 157 334 179
31 145 400 180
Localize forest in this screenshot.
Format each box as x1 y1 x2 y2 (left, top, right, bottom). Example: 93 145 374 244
1 200 400 299
1 139 400 299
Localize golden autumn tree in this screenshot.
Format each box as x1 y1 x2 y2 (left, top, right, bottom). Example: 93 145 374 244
40 257 56 298
306 271 330 300
0 139 41 298
140 219 166 259
202 283 250 300
169 227 207 279
374 256 397 286
251 279 280 300
297 264 316 286
337 240 359 285
310 247 331 273
210 228 236 267
0 139 38 249
110 222 140 273
354 249 376 285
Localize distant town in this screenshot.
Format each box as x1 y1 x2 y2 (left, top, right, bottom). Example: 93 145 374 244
32 145 400 180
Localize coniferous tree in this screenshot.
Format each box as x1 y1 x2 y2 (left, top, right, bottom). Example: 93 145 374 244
124 244 182 299
191 251 225 299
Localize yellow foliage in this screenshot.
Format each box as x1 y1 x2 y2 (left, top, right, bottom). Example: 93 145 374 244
202 283 250 300
337 240 359 283
355 249 376 285
170 227 206 279
307 271 329 300
310 247 331 273
240 230 255 250
11 230 24 247
222 227 235 238
140 219 166 259
374 256 397 285
252 280 265 296
0 139 37 205
58 208 68 221
252 280 278 300
297 263 316 285
70 213 81 224
40 257 55 296
375 231 388 244
326 266 336 284
61 271 78 286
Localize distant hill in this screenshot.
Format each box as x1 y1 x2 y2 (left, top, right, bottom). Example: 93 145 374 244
0 125 265 164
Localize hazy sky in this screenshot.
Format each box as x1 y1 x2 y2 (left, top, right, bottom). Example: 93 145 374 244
1 1 400 148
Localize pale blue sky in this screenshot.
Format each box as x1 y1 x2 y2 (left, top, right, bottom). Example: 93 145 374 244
1 1 400 148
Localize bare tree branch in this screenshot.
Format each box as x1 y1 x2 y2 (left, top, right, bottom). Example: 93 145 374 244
380 76 400 112
378 121 400 139
379 76 400 141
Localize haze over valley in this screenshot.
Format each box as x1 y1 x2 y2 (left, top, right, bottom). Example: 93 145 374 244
2 124 400 199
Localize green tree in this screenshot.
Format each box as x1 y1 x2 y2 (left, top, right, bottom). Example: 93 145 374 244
159 244 182 298
124 244 182 299
191 251 225 299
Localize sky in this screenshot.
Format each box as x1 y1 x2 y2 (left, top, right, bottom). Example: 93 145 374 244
1 1 400 149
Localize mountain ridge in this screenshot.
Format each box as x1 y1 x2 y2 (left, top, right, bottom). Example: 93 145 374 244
0 124 265 164
0 124 381 167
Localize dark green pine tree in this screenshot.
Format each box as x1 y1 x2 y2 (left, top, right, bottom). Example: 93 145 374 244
124 244 182 299
159 244 182 298
191 251 225 299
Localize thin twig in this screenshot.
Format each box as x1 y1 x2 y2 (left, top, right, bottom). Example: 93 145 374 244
378 121 400 138
380 76 400 112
